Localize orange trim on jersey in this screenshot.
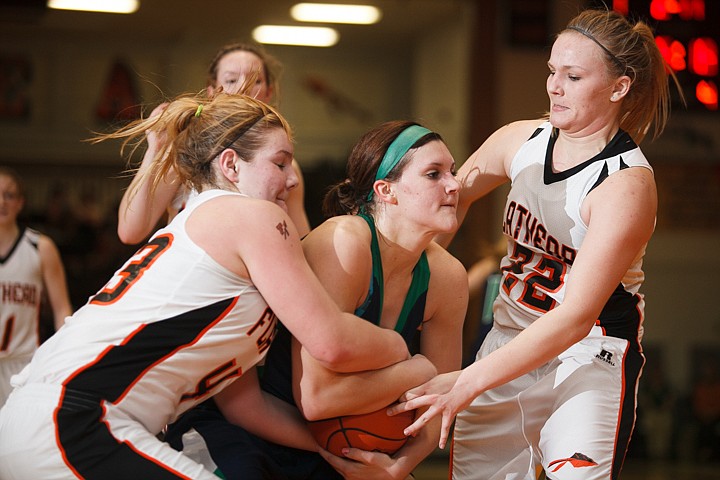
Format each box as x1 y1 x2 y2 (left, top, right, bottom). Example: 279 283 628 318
53 385 194 479
53 387 83 479
53 296 241 476
612 343 632 476
54 343 118 473
115 295 241 404
594 318 606 336
90 234 174 306
124 438 194 479
63 342 119 388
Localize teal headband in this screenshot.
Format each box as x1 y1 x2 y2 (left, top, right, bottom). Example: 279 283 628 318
367 125 432 202
376 125 432 181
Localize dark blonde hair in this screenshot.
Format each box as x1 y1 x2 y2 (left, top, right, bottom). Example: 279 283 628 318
563 9 682 144
323 120 442 218
0 166 25 199
207 42 282 104
93 92 291 200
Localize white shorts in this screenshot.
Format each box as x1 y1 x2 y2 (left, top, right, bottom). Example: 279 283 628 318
451 325 643 480
0 383 219 480
0 355 31 408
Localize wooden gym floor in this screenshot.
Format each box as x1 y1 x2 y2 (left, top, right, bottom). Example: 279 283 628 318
411 452 720 479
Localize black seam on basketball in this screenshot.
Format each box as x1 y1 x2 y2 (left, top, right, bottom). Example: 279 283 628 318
339 417 352 448
335 427 408 442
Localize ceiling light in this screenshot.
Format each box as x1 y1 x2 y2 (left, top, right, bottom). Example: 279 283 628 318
252 25 339 47
291 3 381 25
47 0 139 14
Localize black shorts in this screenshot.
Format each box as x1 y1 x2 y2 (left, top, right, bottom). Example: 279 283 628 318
164 402 342 480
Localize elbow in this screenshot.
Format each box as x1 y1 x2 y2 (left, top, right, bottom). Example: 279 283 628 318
117 224 133 245
299 399 331 422
301 330 359 371
117 231 134 245
294 382 335 421
556 301 601 345
569 314 598 346
298 388 342 421
305 344 354 372
300 326 357 371
580 320 596 341
117 224 145 245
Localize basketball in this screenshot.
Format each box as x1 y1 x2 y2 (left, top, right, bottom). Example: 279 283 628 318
308 406 416 457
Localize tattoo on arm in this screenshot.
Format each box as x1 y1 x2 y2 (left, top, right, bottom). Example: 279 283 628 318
276 220 289 239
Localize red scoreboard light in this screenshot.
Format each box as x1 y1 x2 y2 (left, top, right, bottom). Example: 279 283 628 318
696 80 718 110
649 0 705 21
689 37 718 76
656 35 687 71
598 0 720 111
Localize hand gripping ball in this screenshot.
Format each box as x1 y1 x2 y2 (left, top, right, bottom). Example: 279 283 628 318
308 405 416 457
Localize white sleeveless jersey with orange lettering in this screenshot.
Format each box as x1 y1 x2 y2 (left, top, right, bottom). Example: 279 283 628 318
0 227 43 360
452 123 653 480
495 121 650 343
15 189 277 434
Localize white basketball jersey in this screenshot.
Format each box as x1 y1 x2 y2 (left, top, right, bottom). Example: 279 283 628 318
0 227 43 359
16 190 277 434
494 122 651 338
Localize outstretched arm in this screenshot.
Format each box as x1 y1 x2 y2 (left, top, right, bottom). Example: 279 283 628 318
393 167 658 448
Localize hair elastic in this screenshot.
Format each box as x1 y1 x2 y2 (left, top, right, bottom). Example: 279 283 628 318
195 104 204 117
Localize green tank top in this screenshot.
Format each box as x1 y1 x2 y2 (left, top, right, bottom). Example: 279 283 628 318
355 213 430 351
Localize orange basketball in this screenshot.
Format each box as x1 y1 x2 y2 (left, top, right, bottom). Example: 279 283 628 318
308 406 415 457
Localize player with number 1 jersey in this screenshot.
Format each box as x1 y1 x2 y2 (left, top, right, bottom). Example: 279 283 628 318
0 227 45 406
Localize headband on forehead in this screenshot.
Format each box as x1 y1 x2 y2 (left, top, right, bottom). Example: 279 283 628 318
367 124 433 202
567 26 625 71
376 125 432 182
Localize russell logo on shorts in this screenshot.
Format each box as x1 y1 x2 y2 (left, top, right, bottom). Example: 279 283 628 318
595 349 615 366
547 452 598 472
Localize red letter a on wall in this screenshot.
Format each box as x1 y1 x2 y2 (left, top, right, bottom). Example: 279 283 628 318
95 59 141 122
